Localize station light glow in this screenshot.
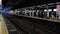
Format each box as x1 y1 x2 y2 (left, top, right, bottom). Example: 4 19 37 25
44 9 47 11
48 9 52 11
0 0 1 3
2 6 12 14
54 9 57 11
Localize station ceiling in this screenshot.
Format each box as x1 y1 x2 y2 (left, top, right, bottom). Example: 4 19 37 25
2 0 60 9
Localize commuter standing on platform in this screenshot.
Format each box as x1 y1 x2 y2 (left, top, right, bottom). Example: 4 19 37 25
56 5 60 19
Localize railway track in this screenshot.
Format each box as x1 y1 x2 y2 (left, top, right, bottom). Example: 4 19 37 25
6 15 57 34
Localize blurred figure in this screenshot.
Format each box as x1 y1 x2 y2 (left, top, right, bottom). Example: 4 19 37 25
56 5 60 19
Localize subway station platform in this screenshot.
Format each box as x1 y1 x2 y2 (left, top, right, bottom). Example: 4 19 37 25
0 14 8 34
2 0 60 34
0 13 59 34
0 14 19 34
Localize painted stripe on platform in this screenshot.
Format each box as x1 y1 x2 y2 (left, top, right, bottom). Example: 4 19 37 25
0 14 9 34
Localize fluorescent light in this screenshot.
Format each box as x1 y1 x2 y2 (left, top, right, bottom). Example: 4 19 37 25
0 0 2 5
44 9 47 11
44 9 52 11
48 3 55 5
56 2 60 4
48 9 52 11
0 0 1 3
54 9 57 11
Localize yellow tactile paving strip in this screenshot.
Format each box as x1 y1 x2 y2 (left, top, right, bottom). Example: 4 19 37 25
0 14 8 34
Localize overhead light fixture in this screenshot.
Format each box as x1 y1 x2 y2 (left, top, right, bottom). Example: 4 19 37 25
48 3 55 5
54 9 56 11
56 2 60 4
37 5 41 7
41 4 46 6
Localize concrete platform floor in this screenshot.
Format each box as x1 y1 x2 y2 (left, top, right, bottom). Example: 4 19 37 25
0 14 8 34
